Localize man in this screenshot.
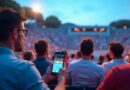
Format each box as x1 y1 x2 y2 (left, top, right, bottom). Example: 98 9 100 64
23 50 35 61
102 41 127 74
97 55 105 65
67 38 104 87
69 53 76 63
0 9 65 90
97 64 130 90
33 40 51 76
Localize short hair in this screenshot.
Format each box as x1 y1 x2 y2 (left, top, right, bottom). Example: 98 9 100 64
71 54 75 58
0 9 25 42
98 55 105 62
106 53 112 61
109 41 124 58
34 40 48 56
80 38 94 56
23 50 35 61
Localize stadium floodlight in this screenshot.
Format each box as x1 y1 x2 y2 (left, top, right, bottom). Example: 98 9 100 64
93 28 97 32
82 28 86 31
74 28 80 32
123 25 127 29
99 27 105 32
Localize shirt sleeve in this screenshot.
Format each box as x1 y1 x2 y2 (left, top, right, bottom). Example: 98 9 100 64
97 67 116 90
19 64 50 90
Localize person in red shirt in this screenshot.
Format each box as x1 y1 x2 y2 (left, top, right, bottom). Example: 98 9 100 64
97 64 130 90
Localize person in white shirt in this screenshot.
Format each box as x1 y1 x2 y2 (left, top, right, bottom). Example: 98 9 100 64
102 41 128 74
67 38 104 88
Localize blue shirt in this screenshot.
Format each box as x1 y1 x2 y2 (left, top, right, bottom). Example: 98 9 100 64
0 47 50 90
102 59 128 74
33 57 51 76
67 59 104 87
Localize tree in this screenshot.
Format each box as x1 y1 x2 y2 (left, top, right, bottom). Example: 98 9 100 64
110 19 130 28
0 0 26 18
0 0 21 12
23 7 35 20
45 16 61 28
35 13 45 26
23 7 44 26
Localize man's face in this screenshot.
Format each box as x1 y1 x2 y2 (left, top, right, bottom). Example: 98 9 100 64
14 22 27 52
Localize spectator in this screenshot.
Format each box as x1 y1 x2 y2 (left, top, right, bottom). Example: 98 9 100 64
69 53 76 63
102 41 128 74
67 37 104 87
105 53 112 62
0 9 65 90
97 64 130 90
75 51 81 60
33 40 51 76
97 55 105 65
23 50 35 61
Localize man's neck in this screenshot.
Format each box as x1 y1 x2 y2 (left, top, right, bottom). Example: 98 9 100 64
82 55 91 60
113 57 123 60
37 55 47 59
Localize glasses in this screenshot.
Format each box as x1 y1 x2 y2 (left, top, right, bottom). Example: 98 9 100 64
18 28 28 36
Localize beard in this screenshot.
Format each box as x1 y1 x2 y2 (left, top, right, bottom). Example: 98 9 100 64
15 47 22 52
14 40 23 52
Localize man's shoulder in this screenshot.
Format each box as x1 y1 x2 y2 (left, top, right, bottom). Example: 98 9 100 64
69 60 81 66
68 60 81 70
91 61 104 71
7 58 34 73
113 64 130 71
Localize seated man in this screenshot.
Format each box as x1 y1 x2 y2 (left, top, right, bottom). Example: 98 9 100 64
33 40 51 76
0 9 65 90
67 38 104 87
102 41 128 74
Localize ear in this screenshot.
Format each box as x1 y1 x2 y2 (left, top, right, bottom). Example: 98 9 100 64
11 28 18 40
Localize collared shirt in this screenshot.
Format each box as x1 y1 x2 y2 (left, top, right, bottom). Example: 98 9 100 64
67 59 104 87
0 47 50 90
33 57 51 76
102 59 128 74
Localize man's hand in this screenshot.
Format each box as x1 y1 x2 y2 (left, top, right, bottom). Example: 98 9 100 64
43 66 57 83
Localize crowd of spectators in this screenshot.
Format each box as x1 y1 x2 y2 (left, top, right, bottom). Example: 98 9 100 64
1 9 130 90
24 24 130 56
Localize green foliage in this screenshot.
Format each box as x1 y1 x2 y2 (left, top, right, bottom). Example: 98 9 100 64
35 13 45 26
0 0 21 11
23 7 35 20
0 0 61 28
110 19 130 28
45 16 61 28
